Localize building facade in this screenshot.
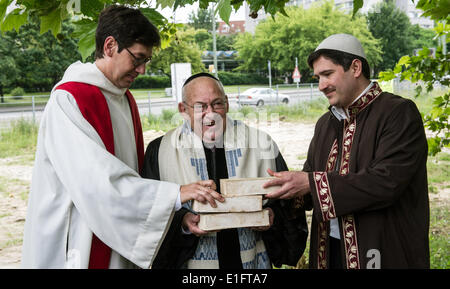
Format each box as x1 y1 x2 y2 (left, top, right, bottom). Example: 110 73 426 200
244 0 434 34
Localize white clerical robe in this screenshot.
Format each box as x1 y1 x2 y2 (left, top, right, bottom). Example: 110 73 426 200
21 61 179 269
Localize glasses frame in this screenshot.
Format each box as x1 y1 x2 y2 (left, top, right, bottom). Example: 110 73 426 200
124 47 152 68
183 99 227 112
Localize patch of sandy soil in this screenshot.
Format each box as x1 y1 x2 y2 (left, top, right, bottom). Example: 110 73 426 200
0 122 448 268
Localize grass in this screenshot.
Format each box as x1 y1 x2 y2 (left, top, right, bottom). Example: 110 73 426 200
427 153 450 194
0 176 29 201
0 119 38 158
230 97 328 123
141 108 183 132
429 201 449 269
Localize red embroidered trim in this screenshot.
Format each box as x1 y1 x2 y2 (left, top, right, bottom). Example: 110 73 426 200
339 119 356 176
313 172 336 221
317 221 328 269
348 82 382 118
342 215 360 269
326 139 339 172
315 140 339 268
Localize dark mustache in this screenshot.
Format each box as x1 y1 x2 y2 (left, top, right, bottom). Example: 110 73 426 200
322 87 336 94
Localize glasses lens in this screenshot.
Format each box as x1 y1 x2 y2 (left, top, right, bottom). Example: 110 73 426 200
212 101 225 110
193 103 205 111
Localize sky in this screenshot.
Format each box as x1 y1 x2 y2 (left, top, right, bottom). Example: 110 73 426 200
156 3 246 23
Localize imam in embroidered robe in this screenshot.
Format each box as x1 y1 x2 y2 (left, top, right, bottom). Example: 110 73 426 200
21 61 180 268
142 118 308 269
303 82 429 269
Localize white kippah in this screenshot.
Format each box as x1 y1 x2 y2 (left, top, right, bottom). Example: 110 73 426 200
315 34 367 60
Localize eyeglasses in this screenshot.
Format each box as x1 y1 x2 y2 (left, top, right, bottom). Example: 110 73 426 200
183 100 227 112
124 47 152 67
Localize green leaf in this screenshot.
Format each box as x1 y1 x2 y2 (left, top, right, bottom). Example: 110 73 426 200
80 0 104 18
0 8 28 32
157 0 176 9
427 136 442 156
352 0 363 18
378 70 396 81
72 19 97 60
0 0 13 23
397 55 410 67
140 7 165 26
40 6 62 36
217 0 232 24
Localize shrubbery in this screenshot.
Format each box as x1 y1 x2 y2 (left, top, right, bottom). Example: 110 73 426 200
130 72 280 89
10 87 25 99
130 75 171 89
217 71 281 85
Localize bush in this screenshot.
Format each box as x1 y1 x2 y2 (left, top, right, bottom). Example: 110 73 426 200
10 87 25 99
130 75 171 89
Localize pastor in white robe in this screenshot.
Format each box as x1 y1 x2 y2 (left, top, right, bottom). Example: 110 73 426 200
21 61 180 269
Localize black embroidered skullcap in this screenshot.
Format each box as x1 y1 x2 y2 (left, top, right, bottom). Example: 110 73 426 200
183 72 219 87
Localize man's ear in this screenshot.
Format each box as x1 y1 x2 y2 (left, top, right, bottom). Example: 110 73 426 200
225 95 229 113
103 36 117 58
178 102 186 113
351 59 363 78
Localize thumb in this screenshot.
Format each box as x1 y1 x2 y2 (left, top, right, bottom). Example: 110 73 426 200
192 214 200 222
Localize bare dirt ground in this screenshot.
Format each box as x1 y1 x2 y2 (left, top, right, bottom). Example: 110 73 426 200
0 121 448 268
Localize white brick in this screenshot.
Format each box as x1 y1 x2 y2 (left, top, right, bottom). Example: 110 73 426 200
198 209 270 231
220 177 280 197
192 195 262 213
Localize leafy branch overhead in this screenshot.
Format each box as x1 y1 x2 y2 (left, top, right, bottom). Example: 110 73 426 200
0 0 291 59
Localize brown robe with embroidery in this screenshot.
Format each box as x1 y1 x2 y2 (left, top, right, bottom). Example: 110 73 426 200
303 83 429 269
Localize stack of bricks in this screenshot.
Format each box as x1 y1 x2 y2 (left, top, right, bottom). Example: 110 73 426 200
193 177 280 231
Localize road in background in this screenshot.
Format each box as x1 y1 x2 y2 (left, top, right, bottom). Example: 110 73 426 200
0 85 322 130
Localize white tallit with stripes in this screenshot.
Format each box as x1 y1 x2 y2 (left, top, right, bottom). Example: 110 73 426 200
158 116 279 269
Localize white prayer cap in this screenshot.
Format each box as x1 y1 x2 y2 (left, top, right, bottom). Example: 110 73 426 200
315 34 366 60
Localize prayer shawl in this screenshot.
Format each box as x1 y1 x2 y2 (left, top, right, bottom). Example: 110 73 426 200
303 82 429 268
158 117 279 269
21 61 179 268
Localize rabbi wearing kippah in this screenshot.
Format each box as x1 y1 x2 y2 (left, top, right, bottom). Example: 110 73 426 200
263 34 430 269
141 73 308 269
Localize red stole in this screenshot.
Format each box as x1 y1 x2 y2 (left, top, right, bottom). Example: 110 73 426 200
55 82 144 269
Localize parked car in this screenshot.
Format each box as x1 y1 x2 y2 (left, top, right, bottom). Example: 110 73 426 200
237 88 290 106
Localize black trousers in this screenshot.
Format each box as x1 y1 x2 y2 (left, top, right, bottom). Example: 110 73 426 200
329 237 344 269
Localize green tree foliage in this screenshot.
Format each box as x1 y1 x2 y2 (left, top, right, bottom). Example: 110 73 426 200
0 16 81 92
367 1 414 76
0 29 17 101
379 0 449 156
187 8 238 52
367 0 437 77
149 28 206 77
234 2 382 80
193 28 238 51
0 0 289 60
409 24 438 51
188 7 213 30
